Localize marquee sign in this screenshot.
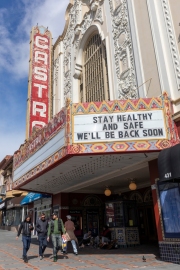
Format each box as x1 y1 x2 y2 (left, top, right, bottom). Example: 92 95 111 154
73 110 166 143
27 26 52 137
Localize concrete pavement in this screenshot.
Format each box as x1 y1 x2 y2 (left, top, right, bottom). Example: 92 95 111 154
0 230 179 270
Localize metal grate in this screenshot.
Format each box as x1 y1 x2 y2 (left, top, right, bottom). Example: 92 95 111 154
83 34 109 102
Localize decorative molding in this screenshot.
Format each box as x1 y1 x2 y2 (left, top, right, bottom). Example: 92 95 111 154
108 0 138 99
161 0 180 89
54 55 60 87
144 189 153 202
74 63 83 79
63 0 82 102
81 12 93 35
129 192 143 203
74 26 81 36
91 1 99 11
74 38 81 58
94 8 103 24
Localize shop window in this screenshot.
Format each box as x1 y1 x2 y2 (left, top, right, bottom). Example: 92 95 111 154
6 208 22 226
106 201 138 227
81 33 110 102
158 181 180 238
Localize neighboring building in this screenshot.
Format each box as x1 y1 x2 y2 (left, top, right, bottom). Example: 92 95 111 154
12 0 180 264
0 155 11 226
0 156 27 231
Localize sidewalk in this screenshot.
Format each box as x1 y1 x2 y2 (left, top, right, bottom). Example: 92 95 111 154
0 230 179 270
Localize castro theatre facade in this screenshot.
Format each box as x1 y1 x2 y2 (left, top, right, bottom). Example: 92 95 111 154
12 0 180 265
13 93 180 263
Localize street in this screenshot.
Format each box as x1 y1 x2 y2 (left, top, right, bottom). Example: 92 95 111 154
0 230 179 270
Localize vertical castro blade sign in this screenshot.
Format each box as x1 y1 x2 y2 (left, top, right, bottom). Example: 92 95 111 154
28 26 52 136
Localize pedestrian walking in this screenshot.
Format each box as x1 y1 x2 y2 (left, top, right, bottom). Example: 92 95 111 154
36 212 48 260
47 212 65 262
64 215 78 255
16 215 34 263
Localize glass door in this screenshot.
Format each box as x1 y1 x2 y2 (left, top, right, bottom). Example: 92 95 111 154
87 210 99 236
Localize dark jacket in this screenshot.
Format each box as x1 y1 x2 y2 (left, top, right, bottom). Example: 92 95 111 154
17 216 34 237
36 218 48 237
47 218 65 236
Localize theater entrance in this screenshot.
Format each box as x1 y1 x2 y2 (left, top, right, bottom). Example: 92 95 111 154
138 205 158 244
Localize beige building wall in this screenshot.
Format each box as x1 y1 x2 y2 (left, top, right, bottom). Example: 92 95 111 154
52 0 180 116
132 0 161 97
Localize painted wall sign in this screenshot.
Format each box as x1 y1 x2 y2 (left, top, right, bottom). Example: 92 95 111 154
27 26 52 137
73 110 166 143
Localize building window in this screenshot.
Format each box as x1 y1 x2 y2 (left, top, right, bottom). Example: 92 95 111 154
82 34 109 102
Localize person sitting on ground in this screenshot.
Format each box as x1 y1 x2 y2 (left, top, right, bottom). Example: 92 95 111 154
79 231 92 248
100 226 111 247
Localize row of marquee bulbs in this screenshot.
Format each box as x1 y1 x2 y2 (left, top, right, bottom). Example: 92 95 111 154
104 181 137 196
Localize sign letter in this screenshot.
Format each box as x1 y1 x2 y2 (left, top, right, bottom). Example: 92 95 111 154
34 67 47 81
35 36 48 49
34 83 47 98
33 101 46 117
35 51 48 65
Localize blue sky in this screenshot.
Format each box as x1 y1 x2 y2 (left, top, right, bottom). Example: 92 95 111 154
0 0 68 161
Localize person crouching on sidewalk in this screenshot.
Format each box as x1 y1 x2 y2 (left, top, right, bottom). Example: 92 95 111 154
36 212 48 260
47 212 65 262
16 215 34 263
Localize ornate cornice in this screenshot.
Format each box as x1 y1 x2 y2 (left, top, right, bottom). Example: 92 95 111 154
161 0 180 90
108 0 138 99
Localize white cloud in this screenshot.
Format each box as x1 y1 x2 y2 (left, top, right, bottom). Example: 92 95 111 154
0 0 68 78
0 129 26 162
0 0 69 162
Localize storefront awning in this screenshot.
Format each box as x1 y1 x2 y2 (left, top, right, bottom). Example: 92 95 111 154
20 192 51 205
158 144 180 182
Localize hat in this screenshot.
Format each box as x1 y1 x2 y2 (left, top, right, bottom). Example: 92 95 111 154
66 215 71 219
52 211 58 216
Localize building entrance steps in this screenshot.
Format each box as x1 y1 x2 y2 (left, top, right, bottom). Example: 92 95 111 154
0 230 179 269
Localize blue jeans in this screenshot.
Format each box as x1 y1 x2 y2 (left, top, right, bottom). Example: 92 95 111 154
64 240 77 253
51 234 62 256
38 236 47 256
22 235 31 258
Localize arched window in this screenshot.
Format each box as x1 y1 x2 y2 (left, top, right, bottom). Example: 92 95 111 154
80 34 109 102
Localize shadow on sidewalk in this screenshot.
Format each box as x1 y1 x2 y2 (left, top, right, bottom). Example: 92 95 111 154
31 237 161 261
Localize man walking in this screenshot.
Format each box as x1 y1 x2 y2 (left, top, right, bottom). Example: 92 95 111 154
16 215 34 263
47 212 65 262
64 215 78 255
36 212 48 260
